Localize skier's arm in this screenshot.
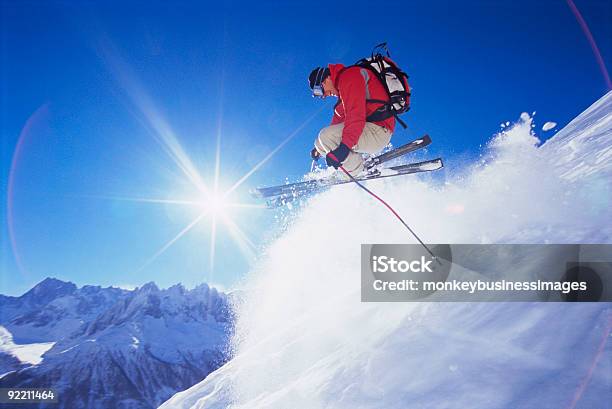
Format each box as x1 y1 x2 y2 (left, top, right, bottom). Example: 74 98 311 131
338 69 367 148
331 100 344 125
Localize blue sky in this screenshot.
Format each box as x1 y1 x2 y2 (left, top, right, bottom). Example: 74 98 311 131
1 0 610 295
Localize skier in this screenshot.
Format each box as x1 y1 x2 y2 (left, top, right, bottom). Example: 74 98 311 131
308 63 397 177
254 45 441 210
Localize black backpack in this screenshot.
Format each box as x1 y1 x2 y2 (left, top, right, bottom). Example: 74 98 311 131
350 43 412 128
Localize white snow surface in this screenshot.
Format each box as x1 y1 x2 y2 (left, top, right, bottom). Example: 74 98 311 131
160 92 612 409
0 326 54 365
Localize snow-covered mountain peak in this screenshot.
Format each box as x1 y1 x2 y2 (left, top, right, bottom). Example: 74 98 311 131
81 280 231 339
1 278 234 408
137 281 160 293
21 277 77 305
167 283 187 296
0 278 132 344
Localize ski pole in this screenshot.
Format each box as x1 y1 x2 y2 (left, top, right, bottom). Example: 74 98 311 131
328 152 440 264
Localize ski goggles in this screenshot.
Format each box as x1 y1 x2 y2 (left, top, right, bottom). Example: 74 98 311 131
312 83 324 98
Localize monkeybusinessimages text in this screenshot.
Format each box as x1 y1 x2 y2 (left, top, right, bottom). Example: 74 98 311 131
371 256 587 294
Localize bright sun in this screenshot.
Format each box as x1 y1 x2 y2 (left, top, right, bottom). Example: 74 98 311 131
95 42 320 282
201 192 228 215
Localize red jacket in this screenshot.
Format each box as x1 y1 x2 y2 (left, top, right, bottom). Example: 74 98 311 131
328 63 396 148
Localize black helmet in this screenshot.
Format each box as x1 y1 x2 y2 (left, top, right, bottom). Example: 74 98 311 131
308 66 330 97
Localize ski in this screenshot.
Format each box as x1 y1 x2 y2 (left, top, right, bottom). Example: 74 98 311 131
264 158 443 208
252 134 432 199
364 134 431 170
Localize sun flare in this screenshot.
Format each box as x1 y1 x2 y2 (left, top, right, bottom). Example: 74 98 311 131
199 191 228 215
94 43 321 281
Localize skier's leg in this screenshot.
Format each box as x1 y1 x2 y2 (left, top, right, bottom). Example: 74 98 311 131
354 123 393 154
315 125 362 175
341 124 392 175
314 123 391 176
338 150 366 176
314 124 344 155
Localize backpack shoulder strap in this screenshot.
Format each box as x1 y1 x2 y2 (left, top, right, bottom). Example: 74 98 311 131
359 68 371 99
335 65 384 101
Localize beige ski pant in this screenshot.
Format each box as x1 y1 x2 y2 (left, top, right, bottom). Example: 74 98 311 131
314 123 392 176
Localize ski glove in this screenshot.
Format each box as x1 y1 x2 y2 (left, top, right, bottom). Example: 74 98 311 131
310 147 321 161
326 143 350 169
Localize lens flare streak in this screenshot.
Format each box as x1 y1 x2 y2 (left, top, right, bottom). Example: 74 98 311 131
96 37 321 278
566 0 612 91
134 210 209 274
224 106 325 197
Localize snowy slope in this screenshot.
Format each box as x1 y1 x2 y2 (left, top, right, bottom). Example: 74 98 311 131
0 326 54 365
1 280 234 409
160 91 612 409
0 326 54 377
